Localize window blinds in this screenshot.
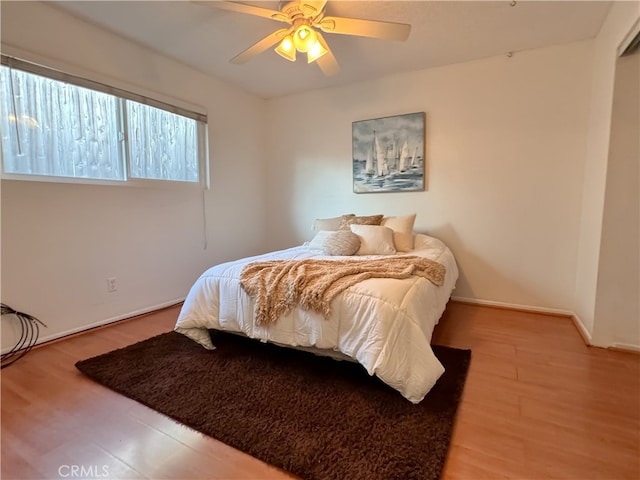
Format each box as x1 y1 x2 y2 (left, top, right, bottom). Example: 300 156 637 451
1 54 207 123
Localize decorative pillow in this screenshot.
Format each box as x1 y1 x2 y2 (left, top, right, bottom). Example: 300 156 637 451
339 214 384 230
312 214 355 232
349 224 397 255
323 231 361 256
381 213 416 252
307 230 334 249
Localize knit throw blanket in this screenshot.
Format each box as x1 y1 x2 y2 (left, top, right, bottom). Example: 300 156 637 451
240 256 446 326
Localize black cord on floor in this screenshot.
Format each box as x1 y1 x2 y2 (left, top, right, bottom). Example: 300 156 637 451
1 303 47 368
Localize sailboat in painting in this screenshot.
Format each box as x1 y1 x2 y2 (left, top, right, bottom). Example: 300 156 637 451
398 140 409 172
375 133 389 178
410 146 420 170
363 148 374 178
361 130 388 180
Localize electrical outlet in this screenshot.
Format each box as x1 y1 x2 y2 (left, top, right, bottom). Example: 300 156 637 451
107 277 117 292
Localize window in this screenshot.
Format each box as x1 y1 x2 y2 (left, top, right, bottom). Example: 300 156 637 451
127 102 199 182
0 57 207 184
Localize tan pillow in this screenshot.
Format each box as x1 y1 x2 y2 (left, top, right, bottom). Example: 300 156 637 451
339 214 384 230
382 213 416 252
312 214 355 231
323 231 361 256
350 225 397 255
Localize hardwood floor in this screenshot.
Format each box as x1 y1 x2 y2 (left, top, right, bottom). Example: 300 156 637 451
2 302 639 479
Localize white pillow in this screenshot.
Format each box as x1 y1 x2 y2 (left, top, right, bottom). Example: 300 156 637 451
381 213 416 252
307 230 333 249
350 224 397 255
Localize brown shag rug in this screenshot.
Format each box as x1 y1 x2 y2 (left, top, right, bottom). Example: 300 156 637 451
76 330 470 480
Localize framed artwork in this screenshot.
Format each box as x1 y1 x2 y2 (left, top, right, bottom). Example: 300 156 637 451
352 112 425 193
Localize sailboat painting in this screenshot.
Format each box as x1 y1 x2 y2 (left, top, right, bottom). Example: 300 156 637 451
352 112 425 193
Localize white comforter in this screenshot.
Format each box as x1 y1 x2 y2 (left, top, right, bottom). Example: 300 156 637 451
175 233 458 403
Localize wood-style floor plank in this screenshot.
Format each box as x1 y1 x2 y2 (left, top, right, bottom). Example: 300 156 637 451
2 302 639 479
435 303 640 480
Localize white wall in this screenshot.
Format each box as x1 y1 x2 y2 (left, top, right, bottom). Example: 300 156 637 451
574 1 639 347
265 41 594 313
0 2 267 348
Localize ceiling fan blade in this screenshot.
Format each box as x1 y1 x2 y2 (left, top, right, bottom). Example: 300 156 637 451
231 28 291 64
315 32 340 76
193 1 290 23
318 16 411 41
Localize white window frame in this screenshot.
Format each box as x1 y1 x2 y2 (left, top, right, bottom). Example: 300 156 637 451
1 55 209 189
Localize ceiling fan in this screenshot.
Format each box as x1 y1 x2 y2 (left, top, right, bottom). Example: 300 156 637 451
194 1 411 76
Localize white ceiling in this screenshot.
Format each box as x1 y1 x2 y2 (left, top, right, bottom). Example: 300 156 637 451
53 1 612 99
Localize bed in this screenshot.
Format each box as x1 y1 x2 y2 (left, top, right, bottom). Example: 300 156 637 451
175 218 458 404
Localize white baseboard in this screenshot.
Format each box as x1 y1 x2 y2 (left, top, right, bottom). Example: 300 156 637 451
451 296 575 317
2 298 184 354
569 312 593 346
610 343 640 353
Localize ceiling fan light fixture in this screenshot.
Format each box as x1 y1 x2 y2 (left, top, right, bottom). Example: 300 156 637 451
275 34 297 62
293 24 316 53
307 39 328 63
